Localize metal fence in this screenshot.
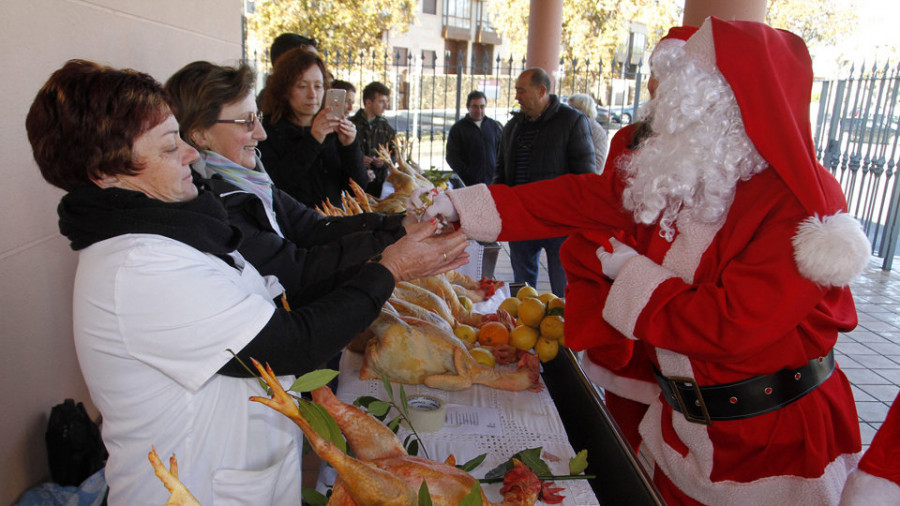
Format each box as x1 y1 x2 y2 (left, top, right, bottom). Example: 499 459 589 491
251 50 900 269
250 50 644 173
814 62 900 269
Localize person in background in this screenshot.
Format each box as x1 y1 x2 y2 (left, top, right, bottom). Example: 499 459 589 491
329 80 357 118
495 67 596 297
259 48 367 209
567 93 609 172
445 90 503 186
412 18 869 504
166 61 423 308
350 81 396 197
26 59 468 505
257 33 318 107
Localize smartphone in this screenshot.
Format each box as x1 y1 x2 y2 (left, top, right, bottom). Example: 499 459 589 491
324 88 346 119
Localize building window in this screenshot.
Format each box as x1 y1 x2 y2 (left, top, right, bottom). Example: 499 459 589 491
444 0 471 30
423 0 436 15
394 46 409 67
421 50 437 70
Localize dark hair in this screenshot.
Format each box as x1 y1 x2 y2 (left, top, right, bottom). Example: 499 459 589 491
523 67 552 92
270 33 317 65
262 47 330 124
26 59 170 191
466 90 487 107
362 81 391 103
165 61 256 149
330 80 356 93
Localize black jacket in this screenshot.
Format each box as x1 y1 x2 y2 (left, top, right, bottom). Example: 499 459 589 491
494 95 596 185
258 119 368 209
193 168 405 308
445 114 503 186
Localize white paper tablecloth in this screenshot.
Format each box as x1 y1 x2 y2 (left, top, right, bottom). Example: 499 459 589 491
335 349 599 505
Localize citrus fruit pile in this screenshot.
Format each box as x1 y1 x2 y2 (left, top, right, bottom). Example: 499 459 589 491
499 286 566 363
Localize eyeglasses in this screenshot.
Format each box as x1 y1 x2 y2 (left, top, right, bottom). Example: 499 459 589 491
215 111 263 131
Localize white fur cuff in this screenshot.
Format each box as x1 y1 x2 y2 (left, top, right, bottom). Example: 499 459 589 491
840 469 900 506
792 212 871 287
448 184 503 242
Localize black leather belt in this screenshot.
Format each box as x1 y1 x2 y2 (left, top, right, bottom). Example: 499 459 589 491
654 350 835 425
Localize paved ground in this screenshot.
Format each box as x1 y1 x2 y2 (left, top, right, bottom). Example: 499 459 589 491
490 242 900 450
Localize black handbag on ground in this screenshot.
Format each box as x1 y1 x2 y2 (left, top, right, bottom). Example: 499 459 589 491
45 398 108 486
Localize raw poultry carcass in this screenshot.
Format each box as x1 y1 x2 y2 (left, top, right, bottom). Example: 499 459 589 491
359 308 542 392
249 359 541 506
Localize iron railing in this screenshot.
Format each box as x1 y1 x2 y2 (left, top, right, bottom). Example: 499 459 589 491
814 62 900 269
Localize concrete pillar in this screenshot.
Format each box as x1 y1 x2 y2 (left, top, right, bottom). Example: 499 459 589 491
525 0 563 77
683 0 767 25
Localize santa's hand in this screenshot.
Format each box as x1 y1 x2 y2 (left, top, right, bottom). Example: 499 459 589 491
596 238 639 279
406 188 459 224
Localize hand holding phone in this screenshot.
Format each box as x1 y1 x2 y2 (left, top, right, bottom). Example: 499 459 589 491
324 88 346 119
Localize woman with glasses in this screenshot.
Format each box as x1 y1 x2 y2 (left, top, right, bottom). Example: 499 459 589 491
259 47 368 208
27 59 468 505
166 61 432 308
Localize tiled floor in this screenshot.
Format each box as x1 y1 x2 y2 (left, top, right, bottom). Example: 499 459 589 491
489 242 900 450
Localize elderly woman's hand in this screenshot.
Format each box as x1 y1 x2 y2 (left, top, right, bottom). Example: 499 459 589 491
378 220 469 282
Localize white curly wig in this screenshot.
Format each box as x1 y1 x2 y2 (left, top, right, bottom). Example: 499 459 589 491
619 43 768 241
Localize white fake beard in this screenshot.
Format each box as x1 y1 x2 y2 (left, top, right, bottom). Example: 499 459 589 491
619 45 768 242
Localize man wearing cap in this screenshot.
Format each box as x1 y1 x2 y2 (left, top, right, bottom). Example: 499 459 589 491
410 17 869 503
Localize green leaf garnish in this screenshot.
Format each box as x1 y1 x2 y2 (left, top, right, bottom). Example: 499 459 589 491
289 369 340 393
297 399 346 454
417 481 433 506
457 453 487 472
301 487 328 506
569 449 589 475
458 483 484 506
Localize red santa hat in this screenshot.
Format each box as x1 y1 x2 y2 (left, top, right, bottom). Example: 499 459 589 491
682 17 870 287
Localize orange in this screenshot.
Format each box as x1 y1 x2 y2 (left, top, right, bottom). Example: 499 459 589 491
509 325 540 351
477 321 510 346
518 298 547 327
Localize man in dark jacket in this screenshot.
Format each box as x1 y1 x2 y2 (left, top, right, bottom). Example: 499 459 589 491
446 90 503 186
496 67 596 296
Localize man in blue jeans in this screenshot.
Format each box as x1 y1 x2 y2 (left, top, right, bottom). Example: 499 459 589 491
494 68 596 295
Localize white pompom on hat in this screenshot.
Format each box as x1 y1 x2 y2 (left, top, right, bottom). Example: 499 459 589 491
682 17 871 286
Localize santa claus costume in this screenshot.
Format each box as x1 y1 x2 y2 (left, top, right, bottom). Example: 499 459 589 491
840 392 900 505
425 17 871 504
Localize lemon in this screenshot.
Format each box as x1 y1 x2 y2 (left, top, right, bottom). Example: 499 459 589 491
537 292 558 304
497 297 522 318
470 347 496 367
453 324 478 344
509 325 540 351
458 295 474 312
534 337 559 363
539 315 565 340
516 285 539 300
518 297 547 327
547 297 566 316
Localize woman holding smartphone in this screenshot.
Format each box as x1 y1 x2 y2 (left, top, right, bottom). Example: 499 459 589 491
259 47 367 208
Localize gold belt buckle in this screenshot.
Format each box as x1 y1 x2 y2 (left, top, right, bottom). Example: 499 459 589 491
667 376 712 425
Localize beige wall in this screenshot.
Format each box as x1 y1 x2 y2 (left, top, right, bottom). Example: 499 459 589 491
0 0 242 502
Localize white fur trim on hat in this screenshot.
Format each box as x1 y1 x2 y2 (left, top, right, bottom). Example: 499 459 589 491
447 184 502 242
683 18 716 73
792 212 871 287
839 469 900 506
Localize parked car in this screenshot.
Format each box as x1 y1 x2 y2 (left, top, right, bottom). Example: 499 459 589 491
610 101 648 125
